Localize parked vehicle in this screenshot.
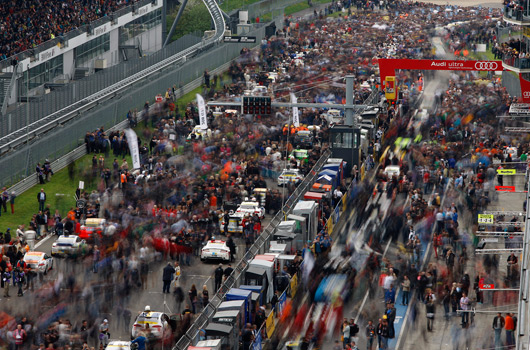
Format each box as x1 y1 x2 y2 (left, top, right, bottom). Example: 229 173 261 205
293 130 314 149
131 309 174 345
79 218 106 241
51 235 86 258
278 169 304 186
201 240 232 262
23 251 53 274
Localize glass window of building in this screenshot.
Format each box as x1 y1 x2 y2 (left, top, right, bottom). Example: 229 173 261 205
119 9 162 43
75 33 111 66
20 55 64 93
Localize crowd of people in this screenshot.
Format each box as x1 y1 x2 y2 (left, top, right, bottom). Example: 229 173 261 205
0 0 136 61
0 0 528 350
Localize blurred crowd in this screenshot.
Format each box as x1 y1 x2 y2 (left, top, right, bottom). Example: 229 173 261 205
0 0 527 350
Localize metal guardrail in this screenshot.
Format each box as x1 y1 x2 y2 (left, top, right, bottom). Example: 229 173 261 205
0 0 225 153
174 149 332 350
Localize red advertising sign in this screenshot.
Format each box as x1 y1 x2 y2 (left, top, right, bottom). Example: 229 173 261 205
377 59 511 99
495 186 516 192
519 73 530 103
479 283 495 290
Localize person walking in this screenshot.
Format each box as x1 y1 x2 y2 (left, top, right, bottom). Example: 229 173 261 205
214 264 223 291
342 320 351 349
99 319 110 348
9 191 16 214
1 187 8 213
380 316 389 350
15 267 24 297
36 164 45 184
188 284 198 314
425 288 436 332
460 292 470 327
365 320 376 350
223 264 234 281
201 285 209 309
505 313 515 348
376 318 383 349
37 189 46 212
226 234 236 262
131 332 147 350
2 259 10 297
162 262 175 294
173 262 181 291
13 324 26 350
384 284 396 304
492 312 505 350
401 276 410 305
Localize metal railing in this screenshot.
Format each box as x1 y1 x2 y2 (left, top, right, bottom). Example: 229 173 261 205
173 149 331 349
497 27 516 44
504 6 530 23
0 0 225 150
503 53 530 70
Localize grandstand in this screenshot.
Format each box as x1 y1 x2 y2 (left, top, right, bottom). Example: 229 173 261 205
0 0 164 111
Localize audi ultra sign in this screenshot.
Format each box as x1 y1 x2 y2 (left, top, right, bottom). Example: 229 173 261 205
377 59 503 89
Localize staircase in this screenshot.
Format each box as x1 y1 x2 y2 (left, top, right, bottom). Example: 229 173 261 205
73 67 89 80
0 73 12 104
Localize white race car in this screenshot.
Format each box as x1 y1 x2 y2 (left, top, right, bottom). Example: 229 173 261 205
23 251 53 274
131 310 172 342
236 200 265 219
106 341 130 350
201 240 232 262
278 169 304 186
51 235 86 257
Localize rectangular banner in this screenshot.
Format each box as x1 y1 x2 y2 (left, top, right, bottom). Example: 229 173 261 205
496 186 516 192
124 128 141 169
224 35 257 43
326 217 333 235
291 93 299 127
265 311 275 338
509 103 530 114
196 94 208 130
278 292 287 316
252 332 262 350
478 214 494 224
497 169 517 175
290 273 298 297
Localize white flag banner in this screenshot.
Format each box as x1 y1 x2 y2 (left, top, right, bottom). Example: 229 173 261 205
291 93 299 127
196 94 208 130
302 248 315 285
124 128 141 169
